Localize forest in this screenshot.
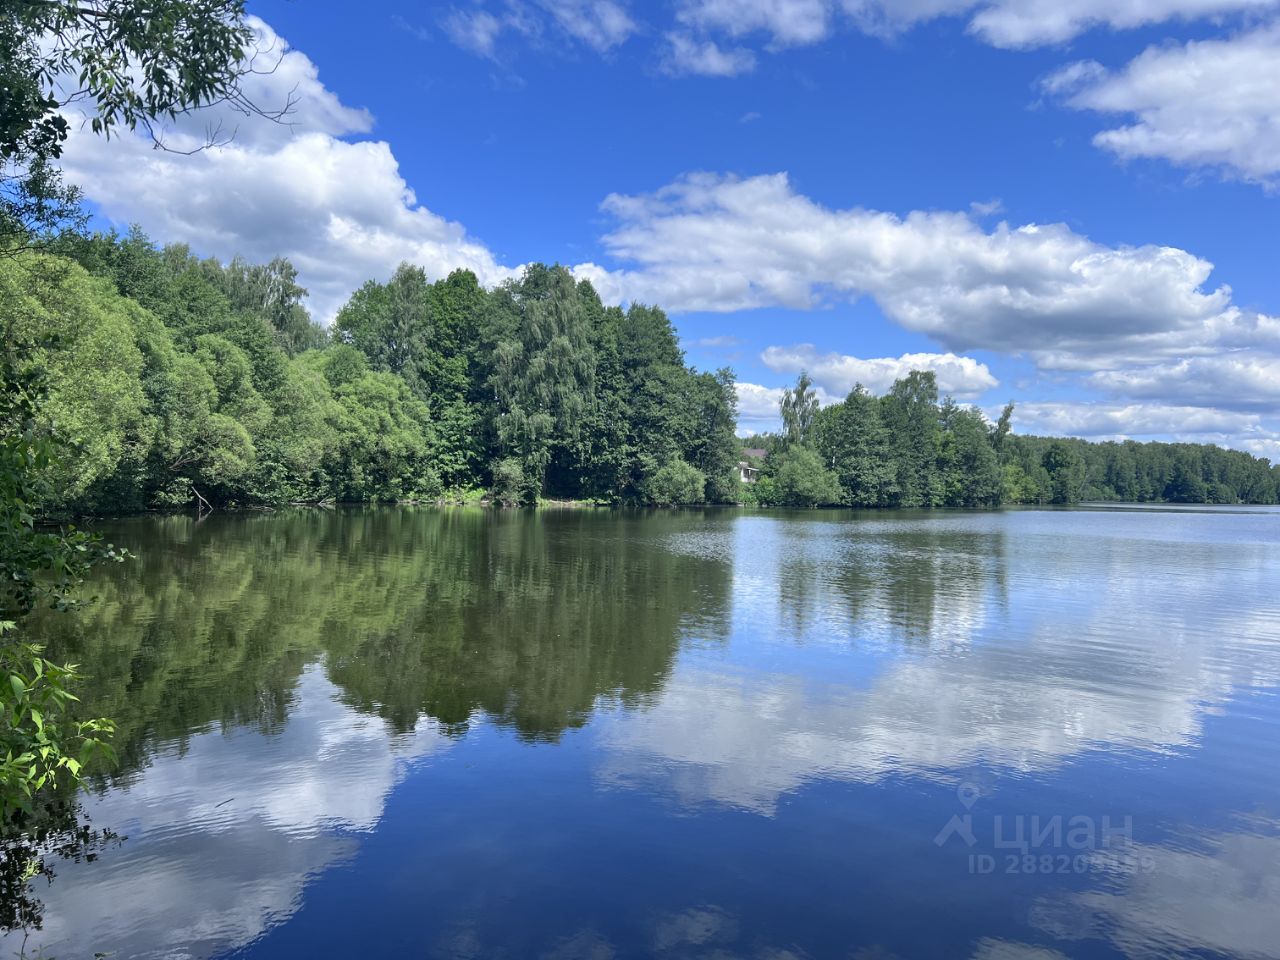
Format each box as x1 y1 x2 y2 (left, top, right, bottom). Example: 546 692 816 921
3 230 741 511
744 371 1280 508
5 230 1278 515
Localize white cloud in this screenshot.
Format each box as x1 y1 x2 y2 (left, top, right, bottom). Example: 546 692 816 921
762 344 998 398
661 32 759 75
576 172 1274 369
1240 436 1280 461
664 0 1280 63
736 382 785 432
954 0 1278 48
440 8 517 58
737 381 781 416
60 17 519 322
676 0 834 46
1005 398 1280 458
1089 354 1280 410
1010 401 1263 438
542 0 637 51
1046 25 1280 185
440 0 634 58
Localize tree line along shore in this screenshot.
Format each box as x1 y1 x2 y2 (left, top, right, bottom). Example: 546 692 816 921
5 229 1278 515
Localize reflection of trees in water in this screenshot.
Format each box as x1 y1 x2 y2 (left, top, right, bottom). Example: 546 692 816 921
0 797 119 931
30 507 733 772
772 516 1008 645
327 511 733 740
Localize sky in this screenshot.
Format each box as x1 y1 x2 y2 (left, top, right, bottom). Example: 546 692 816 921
56 0 1280 453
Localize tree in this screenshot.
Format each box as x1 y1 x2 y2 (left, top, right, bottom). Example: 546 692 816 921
880 371 940 508
773 445 842 507
937 406 1002 507
485 266 595 503
1042 441 1086 504
992 402 1014 461
812 384 895 506
2 0 262 163
0 349 121 822
780 371 820 446
220 256 325 356
644 459 706 505
2 0 272 249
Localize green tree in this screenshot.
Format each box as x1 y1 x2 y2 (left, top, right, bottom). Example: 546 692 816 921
644 459 707 505
485 265 595 503
1042 441 1086 504
220 256 325 356
812 384 895 506
773 444 842 507
2 0 265 247
880 371 941 507
0 351 121 821
937 406 1002 507
780 371 820 446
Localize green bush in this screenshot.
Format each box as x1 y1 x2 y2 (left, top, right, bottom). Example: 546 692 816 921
645 458 706 505
774 445 842 507
491 458 525 506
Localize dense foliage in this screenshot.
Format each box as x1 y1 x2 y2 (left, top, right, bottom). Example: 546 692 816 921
746 373 1280 508
0 345 121 831
12 230 742 510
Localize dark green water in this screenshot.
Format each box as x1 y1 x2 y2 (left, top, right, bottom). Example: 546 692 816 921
7 505 1280 959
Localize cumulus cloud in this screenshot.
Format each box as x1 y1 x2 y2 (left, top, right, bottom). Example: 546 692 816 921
762 344 998 398
1010 401 1264 439
576 172 1274 369
1089 355 1280 410
59 17 519 322
1045 25 1280 185
54 21 1280 456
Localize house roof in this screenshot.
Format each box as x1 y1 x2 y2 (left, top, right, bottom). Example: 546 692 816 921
742 448 767 460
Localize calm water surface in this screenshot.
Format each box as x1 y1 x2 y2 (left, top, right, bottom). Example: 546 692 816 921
8 505 1280 960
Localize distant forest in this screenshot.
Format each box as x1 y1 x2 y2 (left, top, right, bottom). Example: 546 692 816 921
5 230 1278 513
743 372 1280 508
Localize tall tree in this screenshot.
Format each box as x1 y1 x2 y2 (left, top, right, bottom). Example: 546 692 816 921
880 371 940 508
813 384 894 506
780 371 820 446
485 265 595 502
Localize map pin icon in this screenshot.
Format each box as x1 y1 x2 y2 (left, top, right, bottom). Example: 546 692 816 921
958 783 980 809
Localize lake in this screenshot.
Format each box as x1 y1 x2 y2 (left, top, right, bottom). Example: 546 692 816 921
6 505 1280 960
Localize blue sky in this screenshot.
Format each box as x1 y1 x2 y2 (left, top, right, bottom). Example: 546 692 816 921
58 1 1280 453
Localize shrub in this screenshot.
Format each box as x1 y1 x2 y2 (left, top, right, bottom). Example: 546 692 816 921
645 458 706 505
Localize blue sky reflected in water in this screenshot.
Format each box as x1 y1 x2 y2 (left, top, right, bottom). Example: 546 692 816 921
5 507 1279 960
